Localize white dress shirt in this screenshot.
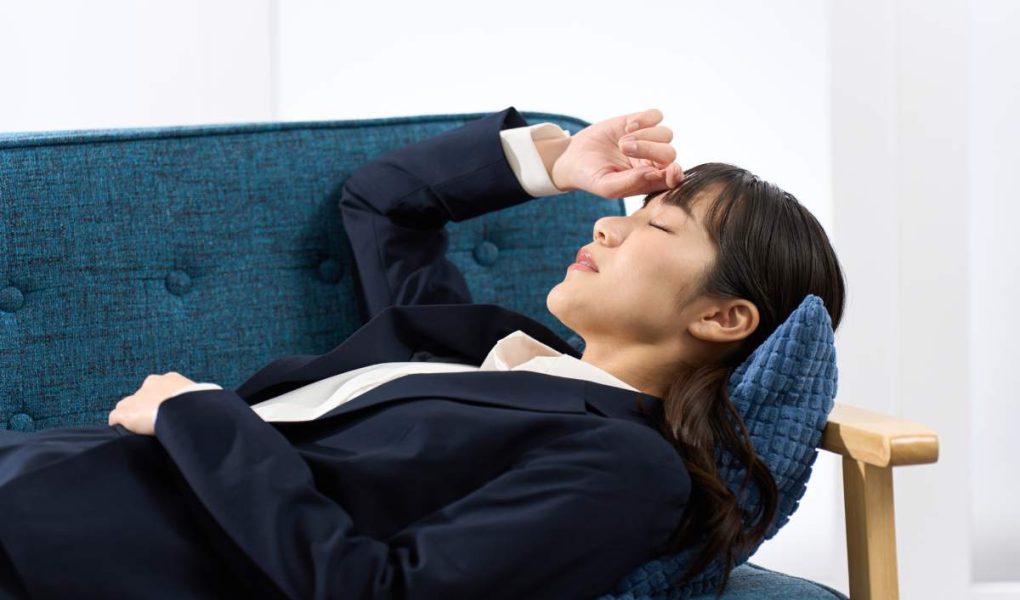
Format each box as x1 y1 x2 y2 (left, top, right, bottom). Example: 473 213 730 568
156 122 583 426
246 329 636 423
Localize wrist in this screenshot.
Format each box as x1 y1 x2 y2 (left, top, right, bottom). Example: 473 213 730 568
535 137 575 192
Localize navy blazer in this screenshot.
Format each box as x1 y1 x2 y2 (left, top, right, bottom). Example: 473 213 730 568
0 106 690 600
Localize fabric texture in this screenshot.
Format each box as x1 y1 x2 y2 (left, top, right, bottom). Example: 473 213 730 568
0 110 843 598
688 563 848 600
158 119 576 424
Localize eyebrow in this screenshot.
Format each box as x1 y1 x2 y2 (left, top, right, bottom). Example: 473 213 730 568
642 191 697 223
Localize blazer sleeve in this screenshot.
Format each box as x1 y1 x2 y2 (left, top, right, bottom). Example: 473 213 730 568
155 388 690 600
339 105 542 322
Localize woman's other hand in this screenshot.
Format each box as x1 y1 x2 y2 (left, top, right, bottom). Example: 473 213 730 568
108 371 197 436
549 108 684 199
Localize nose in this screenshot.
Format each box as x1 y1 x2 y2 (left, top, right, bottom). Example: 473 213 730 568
592 214 631 246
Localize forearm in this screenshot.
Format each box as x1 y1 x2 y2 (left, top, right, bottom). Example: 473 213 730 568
339 106 537 319
155 388 394 599
341 106 536 225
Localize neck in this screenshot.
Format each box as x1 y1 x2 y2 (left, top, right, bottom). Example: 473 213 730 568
579 338 679 399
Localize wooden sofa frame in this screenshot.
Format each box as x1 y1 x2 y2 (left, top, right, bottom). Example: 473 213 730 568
822 403 939 599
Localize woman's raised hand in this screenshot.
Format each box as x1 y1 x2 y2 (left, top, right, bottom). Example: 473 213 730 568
550 108 684 199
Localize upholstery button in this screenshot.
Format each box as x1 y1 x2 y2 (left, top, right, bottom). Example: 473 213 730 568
318 258 343 283
472 240 499 266
165 270 192 295
0 286 24 312
8 412 34 432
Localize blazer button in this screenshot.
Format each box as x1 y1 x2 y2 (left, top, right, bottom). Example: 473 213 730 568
165 270 192 295
0 286 24 312
473 240 499 266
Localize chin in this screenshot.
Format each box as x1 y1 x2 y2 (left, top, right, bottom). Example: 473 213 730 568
546 283 583 333
545 285 560 318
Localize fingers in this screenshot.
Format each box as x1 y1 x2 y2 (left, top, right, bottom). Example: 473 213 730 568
620 139 676 165
663 163 684 187
641 163 684 188
619 125 673 144
669 163 685 187
615 108 683 190
595 162 684 199
624 108 664 133
619 126 675 169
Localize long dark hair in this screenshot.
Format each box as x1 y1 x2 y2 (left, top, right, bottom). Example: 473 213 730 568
640 163 846 596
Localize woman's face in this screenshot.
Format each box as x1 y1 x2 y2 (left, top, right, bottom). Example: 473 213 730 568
547 190 718 350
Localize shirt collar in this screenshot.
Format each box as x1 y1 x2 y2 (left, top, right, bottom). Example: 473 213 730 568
478 329 665 428
479 329 640 393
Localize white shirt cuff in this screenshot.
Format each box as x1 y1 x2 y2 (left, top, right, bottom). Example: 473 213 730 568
499 122 571 197
167 382 224 398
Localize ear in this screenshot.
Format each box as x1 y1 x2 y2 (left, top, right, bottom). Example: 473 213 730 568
687 298 760 343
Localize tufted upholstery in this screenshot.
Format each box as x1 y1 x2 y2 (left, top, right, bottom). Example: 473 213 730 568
0 111 846 599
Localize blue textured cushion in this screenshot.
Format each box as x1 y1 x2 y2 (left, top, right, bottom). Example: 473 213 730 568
599 294 839 599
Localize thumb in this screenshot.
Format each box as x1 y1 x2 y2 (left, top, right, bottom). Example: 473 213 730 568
595 167 664 198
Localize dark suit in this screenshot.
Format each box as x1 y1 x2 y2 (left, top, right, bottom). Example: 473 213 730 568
0 106 690 600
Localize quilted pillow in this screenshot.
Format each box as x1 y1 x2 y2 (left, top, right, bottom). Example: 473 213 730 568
600 293 839 599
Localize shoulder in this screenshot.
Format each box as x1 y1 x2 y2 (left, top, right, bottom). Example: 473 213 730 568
527 420 691 507
557 420 691 544
604 420 691 498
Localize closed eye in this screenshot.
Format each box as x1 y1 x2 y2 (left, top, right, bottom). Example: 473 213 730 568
648 222 671 233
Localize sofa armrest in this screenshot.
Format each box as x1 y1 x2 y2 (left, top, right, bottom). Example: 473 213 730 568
819 402 940 600
821 402 939 467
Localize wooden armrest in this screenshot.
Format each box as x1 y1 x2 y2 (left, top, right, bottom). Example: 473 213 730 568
822 402 940 599
821 402 939 467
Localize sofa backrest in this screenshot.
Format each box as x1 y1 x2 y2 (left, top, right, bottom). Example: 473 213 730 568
0 111 613 431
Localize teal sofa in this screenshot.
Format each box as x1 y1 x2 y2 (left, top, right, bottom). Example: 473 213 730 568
0 109 849 599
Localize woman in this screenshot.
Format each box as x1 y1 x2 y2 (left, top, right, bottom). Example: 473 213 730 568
535 108 845 591
0 107 844 599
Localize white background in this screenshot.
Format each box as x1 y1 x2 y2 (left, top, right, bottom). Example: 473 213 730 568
2 1 1017 597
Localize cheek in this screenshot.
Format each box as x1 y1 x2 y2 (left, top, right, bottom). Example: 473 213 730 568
619 241 678 284
606 250 681 311
613 245 704 310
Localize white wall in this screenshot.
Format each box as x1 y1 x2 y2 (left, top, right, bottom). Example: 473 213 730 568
969 0 1020 584
831 3 973 599
13 1 1019 597
0 0 273 132
274 0 834 232
832 0 1020 597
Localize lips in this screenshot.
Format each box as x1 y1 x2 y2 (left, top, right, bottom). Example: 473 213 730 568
574 247 599 272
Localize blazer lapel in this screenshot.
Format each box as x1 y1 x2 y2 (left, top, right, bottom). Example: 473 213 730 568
266 369 588 434
265 369 665 434
232 301 665 431
233 303 579 405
